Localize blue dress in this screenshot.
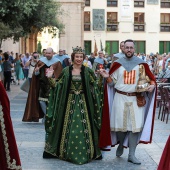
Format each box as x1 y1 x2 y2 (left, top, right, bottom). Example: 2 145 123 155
15 60 24 80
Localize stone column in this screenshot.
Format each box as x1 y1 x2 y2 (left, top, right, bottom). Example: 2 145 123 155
58 0 85 55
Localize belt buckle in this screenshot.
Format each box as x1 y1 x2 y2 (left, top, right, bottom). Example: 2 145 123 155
126 92 129 96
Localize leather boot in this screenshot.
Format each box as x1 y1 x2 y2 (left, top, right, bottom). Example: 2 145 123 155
128 132 141 164
116 132 127 157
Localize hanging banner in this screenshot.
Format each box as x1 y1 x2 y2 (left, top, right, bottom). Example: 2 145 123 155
120 0 132 21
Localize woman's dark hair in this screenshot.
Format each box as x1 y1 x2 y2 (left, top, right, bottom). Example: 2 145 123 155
71 52 85 62
4 52 9 61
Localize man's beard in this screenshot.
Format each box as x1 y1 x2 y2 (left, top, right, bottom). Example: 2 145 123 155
125 52 134 58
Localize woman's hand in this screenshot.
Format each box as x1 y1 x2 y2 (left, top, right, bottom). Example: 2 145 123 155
98 69 109 78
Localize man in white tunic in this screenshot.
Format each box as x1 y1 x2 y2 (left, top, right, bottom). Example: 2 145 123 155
99 39 156 164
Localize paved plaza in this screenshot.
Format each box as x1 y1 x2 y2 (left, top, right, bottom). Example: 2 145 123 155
6 83 170 170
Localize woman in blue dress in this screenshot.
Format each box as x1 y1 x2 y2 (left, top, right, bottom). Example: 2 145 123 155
14 53 24 85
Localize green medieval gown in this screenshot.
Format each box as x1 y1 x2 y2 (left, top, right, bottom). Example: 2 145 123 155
43 65 103 165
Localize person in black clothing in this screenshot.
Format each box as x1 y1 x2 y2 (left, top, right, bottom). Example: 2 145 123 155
88 52 95 66
2 53 13 91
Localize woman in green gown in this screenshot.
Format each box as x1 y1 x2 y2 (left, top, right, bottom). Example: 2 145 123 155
43 47 103 164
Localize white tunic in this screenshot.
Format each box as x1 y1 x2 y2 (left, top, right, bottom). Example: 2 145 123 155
110 65 145 132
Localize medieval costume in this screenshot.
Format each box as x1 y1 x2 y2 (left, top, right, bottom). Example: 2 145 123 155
43 65 103 164
114 52 125 59
157 135 170 170
22 57 62 122
0 82 22 170
92 57 107 72
54 54 70 68
111 52 125 64
99 56 156 161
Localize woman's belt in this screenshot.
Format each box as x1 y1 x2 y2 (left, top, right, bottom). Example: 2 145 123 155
115 89 137 96
69 90 84 95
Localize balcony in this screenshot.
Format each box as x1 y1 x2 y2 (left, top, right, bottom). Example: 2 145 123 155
85 0 90 6
134 22 145 31
134 1 145 7
161 0 170 8
106 22 119 31
160 23 170 32
84 23 91 31
160 23 170 26
107 0 118 7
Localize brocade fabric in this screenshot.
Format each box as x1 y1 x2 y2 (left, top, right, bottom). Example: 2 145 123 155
44 66 103 164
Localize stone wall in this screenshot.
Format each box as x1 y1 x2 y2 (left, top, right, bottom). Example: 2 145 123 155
58 0 85 55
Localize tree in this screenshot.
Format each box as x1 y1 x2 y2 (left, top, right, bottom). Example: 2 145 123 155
0 23 12 48
0 22 23 48
0 0 64 48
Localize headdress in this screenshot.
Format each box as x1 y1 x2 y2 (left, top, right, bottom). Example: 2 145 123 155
72 46 85 54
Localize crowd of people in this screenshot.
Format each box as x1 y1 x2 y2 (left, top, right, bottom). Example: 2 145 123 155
0 46 170 92
0 49 70 91
0 40 169 169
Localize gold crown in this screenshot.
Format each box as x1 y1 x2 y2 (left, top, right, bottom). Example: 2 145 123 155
72 46 85 53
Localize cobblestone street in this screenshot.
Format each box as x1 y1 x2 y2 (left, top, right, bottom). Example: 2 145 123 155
7 83 170 170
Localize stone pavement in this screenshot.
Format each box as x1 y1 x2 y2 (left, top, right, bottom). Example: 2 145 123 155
6 82 170 170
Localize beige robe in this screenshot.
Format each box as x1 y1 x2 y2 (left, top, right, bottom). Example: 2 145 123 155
110 65 145 132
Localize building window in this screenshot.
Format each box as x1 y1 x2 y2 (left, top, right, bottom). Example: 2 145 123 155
134 13 145 31
161 26 170 32
84 41 91 55
134 0 144 7
159 41 170 54
134 13 144 23
84 12 91 31
107 0 118 7
161 0 170 8
85 0 90 6
160 13 170 32
105 41 119 55
161 13 170 23
107 12 118 31
134 41 145 54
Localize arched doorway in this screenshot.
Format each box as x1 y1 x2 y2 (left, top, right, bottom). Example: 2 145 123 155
21 0 85 55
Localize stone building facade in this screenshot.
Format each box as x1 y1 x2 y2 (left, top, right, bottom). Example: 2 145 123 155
1 0 85 55
84 0 170 55
2 0 170 56
58 0 85 54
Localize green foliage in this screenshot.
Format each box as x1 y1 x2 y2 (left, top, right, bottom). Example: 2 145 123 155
37 41 42 54
0 22 12 40
0 0 64 44
0 22 12 47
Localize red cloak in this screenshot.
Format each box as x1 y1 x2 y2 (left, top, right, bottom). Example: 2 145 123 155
99 62 157 148
0 82 22 170
157 136 170 170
